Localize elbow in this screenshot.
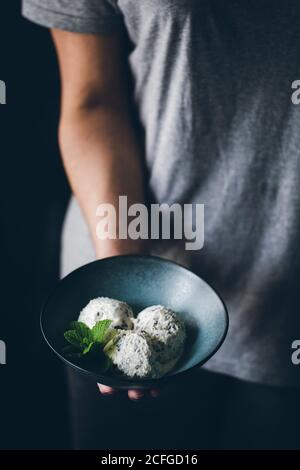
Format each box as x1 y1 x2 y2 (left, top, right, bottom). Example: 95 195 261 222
57 92 127 156
60 86 128 120
59 91 126 134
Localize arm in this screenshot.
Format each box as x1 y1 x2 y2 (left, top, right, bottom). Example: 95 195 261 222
51 30 145 259
52 30 157 400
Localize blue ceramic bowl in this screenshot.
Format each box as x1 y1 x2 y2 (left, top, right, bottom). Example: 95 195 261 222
41 255 228 389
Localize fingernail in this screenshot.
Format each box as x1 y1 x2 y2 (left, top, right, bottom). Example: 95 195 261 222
98 384 115 395
128 390 144 401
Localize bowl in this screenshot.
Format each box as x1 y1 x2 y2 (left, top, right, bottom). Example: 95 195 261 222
41 255 228 389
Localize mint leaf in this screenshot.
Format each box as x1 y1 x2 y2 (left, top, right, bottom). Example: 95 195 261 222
70 321 93 344
64 330 82 348
82 337 91 347
82 342 96 355
103 328 118 346
103 333 119 358
63 320 115 374
62 345 84 358
92 320 112 343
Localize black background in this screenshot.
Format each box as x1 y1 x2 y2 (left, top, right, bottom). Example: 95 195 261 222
1 1 70 449
2 0 300 453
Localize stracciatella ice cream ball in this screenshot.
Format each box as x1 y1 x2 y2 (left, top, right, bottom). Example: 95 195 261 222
134 305 186 374
105 330 159 379
78 297 134 330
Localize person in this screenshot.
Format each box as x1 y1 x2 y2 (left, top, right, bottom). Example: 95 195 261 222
22 0 300 449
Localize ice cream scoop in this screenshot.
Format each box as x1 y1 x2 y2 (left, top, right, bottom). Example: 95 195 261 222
78 297 134 330
135 305 186 373
105 330 158 379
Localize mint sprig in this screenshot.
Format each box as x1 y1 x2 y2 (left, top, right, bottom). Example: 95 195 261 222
63 320 117 372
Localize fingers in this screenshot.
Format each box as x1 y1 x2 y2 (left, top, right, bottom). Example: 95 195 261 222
128 389 145 401
98 384 145 401
98 384 117 396
128 388 161 400
98 384 161 400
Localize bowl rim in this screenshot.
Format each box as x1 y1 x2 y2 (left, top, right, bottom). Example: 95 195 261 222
40 254 229 389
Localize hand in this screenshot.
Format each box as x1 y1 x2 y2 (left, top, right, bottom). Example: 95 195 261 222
98 384 161 400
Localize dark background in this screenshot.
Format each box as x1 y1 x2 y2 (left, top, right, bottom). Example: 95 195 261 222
2 0 300 453
1 1 70 448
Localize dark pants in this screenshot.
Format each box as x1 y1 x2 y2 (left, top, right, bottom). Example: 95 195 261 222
67 368 300 450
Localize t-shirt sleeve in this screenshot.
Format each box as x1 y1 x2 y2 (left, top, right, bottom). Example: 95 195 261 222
22 0 124 34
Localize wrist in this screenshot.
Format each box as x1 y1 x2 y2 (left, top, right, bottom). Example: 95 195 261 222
95 238 147 260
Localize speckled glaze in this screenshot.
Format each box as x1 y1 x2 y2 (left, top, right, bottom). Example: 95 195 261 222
41 255 229 389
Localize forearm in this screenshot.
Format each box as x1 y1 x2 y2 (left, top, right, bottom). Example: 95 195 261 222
59 105 145 258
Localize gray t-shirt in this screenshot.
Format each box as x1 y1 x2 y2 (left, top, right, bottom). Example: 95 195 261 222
22 0 300 387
